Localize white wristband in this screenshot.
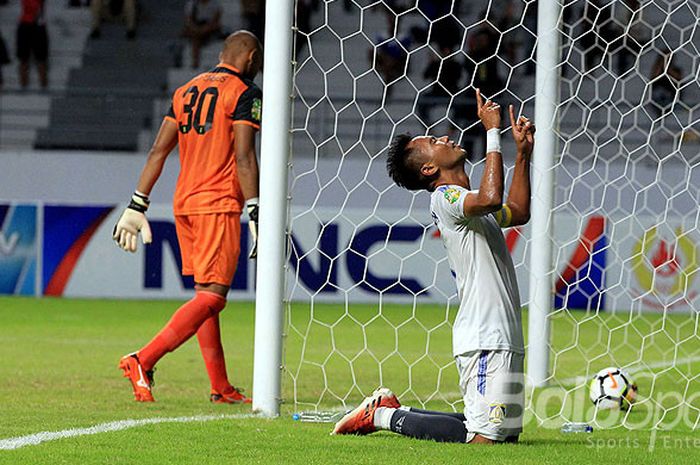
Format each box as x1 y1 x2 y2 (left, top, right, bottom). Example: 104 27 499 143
486 128 501 153
130 190 150 210
245 197 259 208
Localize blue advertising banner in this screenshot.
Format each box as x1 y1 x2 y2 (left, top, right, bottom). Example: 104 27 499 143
0 205 38 295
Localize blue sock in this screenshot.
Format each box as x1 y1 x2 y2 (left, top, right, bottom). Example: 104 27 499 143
389 410 467 443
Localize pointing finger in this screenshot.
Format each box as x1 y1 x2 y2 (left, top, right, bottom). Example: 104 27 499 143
509 104 516 129
475 88 483 111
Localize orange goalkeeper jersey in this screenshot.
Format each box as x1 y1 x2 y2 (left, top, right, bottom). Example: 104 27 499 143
165 63 262 215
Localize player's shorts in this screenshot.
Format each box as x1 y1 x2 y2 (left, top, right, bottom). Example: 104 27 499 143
16 23 48 62
455 350 525 442
175 212 241 286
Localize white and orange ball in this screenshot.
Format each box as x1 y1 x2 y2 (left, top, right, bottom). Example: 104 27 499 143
589 367 638 410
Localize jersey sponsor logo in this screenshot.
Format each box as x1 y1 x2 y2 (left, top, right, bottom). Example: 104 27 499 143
442 188 461 204
251 98 262 121
488 402 506 424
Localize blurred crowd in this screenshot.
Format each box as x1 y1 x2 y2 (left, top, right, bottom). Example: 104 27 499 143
0 0 687 129
0 0 269 90
350 0 686 153
1 0 49 90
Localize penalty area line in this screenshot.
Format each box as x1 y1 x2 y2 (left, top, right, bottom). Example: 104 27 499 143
0 413 260 451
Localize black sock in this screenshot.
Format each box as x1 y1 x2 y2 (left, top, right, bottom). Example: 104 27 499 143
406 407 466 422
389 410 467 443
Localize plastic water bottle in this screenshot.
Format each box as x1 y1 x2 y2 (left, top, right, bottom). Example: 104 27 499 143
292 411 348 423
561 422 593 433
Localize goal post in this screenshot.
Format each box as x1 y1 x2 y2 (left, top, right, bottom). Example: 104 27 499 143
251 0 295 417
527 0 562 388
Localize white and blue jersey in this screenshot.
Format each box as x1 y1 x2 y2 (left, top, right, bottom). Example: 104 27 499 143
429 184 524 356
430 184 525 441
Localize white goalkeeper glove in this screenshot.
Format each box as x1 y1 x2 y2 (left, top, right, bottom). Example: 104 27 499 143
246 197 259 259
112 191 153 253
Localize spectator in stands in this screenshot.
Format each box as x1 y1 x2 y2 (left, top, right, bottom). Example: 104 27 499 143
89 0 137 40
416 0 450 21
241 0 265 43
415 0 463 54
580 0 618 72
559 0 580 77
17 0 48 89
465 25 503 100
451 94 482 162
182 0 223 69
371 35 410 99
609 0 646 76
650 50 683 118
417 45 463 126
494 1 519 67
429 15 463 54
449 23 505 161
369 10 411 99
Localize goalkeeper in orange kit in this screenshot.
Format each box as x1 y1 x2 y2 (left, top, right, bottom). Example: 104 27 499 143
112 31 263 403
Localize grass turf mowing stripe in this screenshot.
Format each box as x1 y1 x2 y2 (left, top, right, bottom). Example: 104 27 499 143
0 413 260 451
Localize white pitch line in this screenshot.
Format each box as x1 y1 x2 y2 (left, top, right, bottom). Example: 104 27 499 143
556 355 700 387
0 413 259 451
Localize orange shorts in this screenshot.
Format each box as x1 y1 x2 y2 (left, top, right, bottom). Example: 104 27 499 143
174 212 241 286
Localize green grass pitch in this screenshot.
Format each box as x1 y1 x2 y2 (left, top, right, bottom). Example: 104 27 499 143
0 296 698 465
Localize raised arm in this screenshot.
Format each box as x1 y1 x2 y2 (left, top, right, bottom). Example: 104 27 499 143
503 105 535 226
462 88 504 217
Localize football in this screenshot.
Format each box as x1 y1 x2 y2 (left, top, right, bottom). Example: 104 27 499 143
589 367 638 410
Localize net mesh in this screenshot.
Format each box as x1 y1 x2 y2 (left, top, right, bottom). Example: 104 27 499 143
283 0 700 430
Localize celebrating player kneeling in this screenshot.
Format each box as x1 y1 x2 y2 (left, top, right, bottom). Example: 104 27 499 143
333 89 535 444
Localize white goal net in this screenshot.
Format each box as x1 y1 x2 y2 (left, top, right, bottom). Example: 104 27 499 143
282 0 699 430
